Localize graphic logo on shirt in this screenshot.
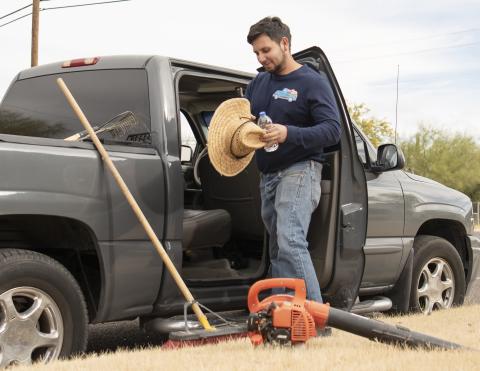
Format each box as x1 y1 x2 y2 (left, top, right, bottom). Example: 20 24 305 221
273 88 298 102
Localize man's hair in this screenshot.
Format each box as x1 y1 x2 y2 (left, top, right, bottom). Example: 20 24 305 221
247 16 292 48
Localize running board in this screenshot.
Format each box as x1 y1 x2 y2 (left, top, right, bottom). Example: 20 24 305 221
144 298 392 334
351 296 392 314
142 309 249 334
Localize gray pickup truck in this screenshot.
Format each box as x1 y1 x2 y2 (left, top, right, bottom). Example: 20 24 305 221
0 47 479 366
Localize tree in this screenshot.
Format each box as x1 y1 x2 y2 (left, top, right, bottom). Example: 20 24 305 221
346 103 480 200
348 103 394 147
400 125 480 200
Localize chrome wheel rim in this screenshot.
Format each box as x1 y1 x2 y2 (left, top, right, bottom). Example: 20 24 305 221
0 287 64 367
416 257 455 314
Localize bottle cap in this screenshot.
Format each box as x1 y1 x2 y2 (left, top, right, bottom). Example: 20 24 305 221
259 111 266 116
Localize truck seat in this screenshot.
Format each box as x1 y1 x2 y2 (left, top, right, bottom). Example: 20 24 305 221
182 209 231 250
198 157 264 241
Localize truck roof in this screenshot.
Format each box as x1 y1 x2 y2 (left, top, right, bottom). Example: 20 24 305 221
17 55 155 80
16 55 254 81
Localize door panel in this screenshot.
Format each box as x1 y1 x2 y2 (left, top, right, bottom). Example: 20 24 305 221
293 47 368 310
361 237 403 287
363 163 405 287
366 171 404 237
352 127 405 288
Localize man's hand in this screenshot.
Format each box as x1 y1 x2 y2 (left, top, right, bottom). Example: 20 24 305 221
261 123 287 144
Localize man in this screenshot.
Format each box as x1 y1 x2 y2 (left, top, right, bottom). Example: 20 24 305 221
245 16 341 302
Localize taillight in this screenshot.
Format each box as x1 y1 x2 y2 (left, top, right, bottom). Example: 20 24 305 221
62 57 99 68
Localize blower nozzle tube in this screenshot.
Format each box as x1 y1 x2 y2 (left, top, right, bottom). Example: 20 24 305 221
327 307 464 350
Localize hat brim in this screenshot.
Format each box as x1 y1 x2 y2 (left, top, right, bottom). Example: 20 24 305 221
207 98 259 177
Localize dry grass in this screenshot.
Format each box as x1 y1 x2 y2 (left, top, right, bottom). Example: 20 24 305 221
16 305 480 371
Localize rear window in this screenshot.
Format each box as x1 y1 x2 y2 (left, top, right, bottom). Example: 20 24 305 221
0 69 151 146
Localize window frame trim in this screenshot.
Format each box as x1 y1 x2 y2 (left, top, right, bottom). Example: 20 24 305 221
352 122 378 169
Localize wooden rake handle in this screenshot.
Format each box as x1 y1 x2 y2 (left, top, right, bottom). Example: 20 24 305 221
56 78 214 331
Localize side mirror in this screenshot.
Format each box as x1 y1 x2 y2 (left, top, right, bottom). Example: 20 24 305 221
181 145 193 163
371 144 405 173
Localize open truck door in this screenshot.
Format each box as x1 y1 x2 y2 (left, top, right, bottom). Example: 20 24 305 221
292 47 368 310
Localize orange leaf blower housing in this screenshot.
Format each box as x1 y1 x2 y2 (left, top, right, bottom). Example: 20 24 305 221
247 278 330 345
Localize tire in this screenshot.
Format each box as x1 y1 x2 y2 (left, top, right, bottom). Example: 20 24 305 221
0 249 88 367
409 235 466 314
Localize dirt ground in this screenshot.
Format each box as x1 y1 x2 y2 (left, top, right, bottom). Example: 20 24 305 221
14 304 480 371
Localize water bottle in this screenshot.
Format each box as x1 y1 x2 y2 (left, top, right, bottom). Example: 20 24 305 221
257 111 278 152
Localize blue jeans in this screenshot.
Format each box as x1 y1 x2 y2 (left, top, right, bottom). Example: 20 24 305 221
260 160 323 302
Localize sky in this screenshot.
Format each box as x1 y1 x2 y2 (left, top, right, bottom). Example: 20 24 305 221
1 0 479 141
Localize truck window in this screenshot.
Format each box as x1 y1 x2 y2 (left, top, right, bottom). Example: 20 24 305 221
353 125 377 165
0 69 151 146
354 130 368 164
180 111 197 162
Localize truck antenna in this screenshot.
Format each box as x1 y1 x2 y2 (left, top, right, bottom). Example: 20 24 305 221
394 64 400 144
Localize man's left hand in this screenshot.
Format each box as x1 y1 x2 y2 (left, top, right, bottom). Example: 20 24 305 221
262 123 288 144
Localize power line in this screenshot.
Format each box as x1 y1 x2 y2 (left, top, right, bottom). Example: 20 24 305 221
335 41 480 64
0 3 31 21
0 0 50 21
352 27 480 50
0 12 32 28
42 0 131 11
396 27 480 43
0 0 130 29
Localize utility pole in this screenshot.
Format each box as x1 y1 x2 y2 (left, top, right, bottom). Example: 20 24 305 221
31 0 40 67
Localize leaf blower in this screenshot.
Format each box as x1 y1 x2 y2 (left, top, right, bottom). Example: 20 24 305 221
247 278 466 350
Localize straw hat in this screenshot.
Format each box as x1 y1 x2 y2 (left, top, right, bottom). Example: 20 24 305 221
207 98 265 177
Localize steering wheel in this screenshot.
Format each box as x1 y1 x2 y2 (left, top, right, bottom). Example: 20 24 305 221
193 146 208 186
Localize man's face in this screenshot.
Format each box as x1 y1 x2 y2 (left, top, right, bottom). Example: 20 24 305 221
251 34 288 73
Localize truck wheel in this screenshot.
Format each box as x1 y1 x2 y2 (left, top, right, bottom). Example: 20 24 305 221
0 249 88 367
410 235 465 314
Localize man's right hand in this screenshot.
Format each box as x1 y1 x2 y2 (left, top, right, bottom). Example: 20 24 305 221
262 123 288 144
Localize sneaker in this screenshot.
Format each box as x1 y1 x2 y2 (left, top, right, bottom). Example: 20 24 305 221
316 326 332 337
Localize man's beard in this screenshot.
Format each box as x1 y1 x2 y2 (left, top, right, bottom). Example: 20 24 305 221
271 52 288 74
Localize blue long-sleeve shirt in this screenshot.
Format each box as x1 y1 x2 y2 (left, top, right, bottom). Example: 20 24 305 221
245 64 341 173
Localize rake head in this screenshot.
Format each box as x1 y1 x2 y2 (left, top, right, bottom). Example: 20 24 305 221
65 111 151 144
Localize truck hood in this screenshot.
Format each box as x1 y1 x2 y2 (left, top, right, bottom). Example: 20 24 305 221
400 171 472 213
404 172 445 186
